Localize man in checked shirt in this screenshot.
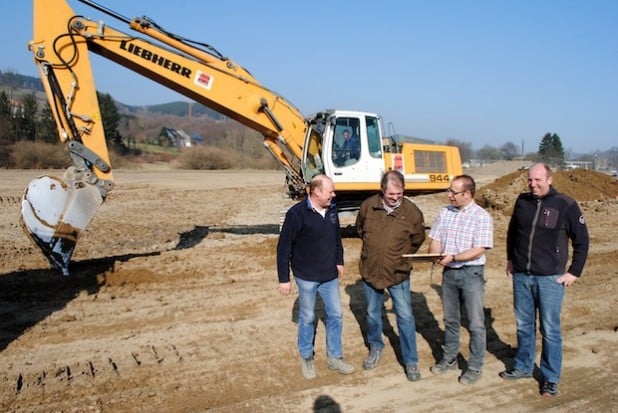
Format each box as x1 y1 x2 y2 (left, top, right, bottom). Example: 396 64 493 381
428 174 494 385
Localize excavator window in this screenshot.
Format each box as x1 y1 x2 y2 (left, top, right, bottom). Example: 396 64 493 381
332 118 361 167
366 116 382 158
303 128 324 180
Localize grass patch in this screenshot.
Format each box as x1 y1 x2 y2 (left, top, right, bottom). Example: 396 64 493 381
8 141 71 169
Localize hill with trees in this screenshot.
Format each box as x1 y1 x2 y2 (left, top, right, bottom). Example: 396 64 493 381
1 69 616 171
0 70 277 170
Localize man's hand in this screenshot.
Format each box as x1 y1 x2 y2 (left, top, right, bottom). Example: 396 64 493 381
435 254 456 267
337 265 344 278
278 282 291 296
557 272 578 287
506 261 513 278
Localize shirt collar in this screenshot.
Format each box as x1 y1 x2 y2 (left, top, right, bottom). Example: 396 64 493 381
382 198 402 214
447 201 475 213
306 197 335 213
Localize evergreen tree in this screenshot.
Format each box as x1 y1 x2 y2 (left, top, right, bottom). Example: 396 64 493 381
0 91 9 117
37 102 58 143
20 93 38 141
9 92 38 141
538 132 565 168
157 126 173 147
0 91 11 144
97 91 122 145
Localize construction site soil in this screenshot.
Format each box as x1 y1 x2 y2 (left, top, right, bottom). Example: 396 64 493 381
1 162 617 412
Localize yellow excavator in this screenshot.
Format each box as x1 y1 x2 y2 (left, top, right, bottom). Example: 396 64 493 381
22 0 462 275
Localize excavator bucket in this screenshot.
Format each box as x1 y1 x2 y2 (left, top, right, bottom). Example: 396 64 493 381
21 173 104 276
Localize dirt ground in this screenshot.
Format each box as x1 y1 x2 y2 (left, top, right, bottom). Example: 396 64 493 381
1 162 617 412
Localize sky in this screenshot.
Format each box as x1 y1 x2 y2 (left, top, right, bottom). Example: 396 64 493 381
2 0 617 154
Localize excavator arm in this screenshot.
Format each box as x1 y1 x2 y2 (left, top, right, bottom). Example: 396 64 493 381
22 0 310 275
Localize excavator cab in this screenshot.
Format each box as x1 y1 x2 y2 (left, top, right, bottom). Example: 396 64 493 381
319 111 386 187
300 113 380 195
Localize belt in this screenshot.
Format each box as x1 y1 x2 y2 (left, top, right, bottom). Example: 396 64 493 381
446 264 484 270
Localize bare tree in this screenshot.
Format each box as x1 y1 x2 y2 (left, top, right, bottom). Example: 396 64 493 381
500 141 519 160
445 138 473 162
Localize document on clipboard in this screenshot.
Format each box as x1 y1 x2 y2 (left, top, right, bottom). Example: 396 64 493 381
402 253 444 261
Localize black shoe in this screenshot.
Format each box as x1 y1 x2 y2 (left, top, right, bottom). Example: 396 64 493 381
405 363 421 382
499 368 533 380
542 381 558 397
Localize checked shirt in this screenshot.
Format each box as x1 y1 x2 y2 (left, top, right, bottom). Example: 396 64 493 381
429 201 493 267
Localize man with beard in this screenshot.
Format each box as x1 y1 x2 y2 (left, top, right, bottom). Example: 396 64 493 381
356 170 426 381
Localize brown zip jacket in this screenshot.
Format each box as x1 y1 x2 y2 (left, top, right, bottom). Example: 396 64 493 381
356 194 426 289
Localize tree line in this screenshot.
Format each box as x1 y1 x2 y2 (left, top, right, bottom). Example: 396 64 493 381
0 87 280 170
0 88 575 170
2 75 614 171
0 90 122 147
447 133 566 168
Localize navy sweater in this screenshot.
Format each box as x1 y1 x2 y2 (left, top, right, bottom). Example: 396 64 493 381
277 198 343 283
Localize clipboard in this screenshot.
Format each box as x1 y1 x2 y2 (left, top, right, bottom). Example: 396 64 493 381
402 253 444 261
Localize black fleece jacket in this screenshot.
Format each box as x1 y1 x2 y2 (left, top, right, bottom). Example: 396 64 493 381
507 187 589 277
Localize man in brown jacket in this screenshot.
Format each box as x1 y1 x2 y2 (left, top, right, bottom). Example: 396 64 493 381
356 170 426 381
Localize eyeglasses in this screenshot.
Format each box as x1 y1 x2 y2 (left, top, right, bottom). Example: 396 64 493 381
447 188 466 196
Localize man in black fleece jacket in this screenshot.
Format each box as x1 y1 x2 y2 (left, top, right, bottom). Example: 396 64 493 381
500 163 589 398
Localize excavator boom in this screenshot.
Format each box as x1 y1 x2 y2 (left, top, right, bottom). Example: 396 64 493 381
22 0 310 275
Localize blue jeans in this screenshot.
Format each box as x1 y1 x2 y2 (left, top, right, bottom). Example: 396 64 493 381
512 272 565 383
441 266 486 371
294 277 343 360
363 278 418 365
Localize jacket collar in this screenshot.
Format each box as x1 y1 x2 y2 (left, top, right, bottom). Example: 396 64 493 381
529 186 557 200
306 197 337 213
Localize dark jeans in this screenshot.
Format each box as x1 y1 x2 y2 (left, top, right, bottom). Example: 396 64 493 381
441 265 486 371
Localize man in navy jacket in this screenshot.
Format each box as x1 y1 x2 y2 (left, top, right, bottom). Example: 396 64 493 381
277 174 355 379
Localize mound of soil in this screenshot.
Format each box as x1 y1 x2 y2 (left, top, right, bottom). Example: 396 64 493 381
476 168 618 214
